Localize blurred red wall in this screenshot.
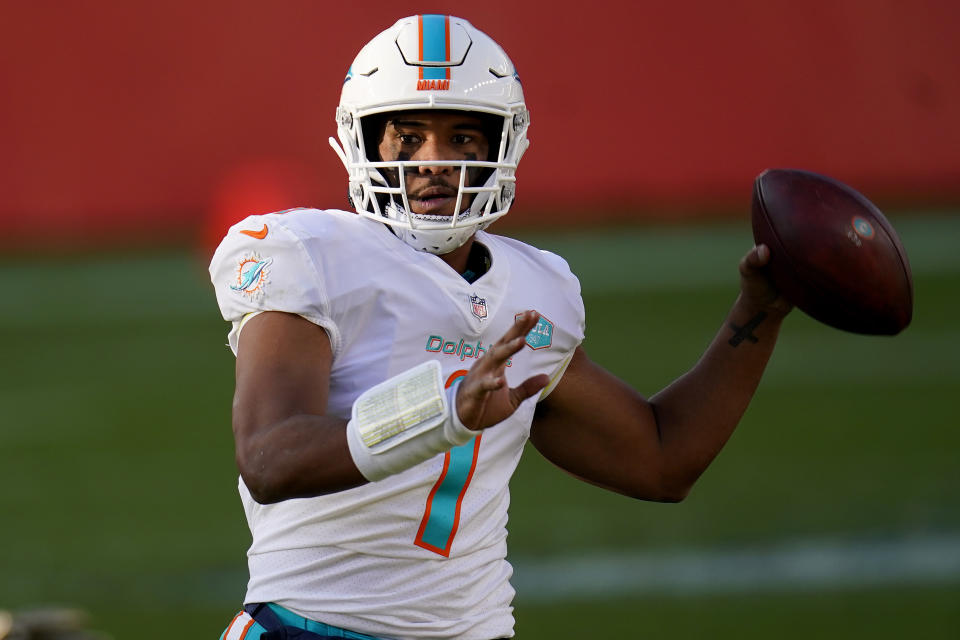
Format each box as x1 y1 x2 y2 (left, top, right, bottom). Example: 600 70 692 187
1 0 958 250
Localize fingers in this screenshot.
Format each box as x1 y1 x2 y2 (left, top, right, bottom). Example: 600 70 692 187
738 244 794 315
480 310 539 370
740 243 770 276
479 312 546 401
511 373 550 404
754 243 770 265
476 373 507 393
502 310 540 345
455 311 544 431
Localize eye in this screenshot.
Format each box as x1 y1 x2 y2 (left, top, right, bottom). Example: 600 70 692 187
398 133 421 145
451 134 473 145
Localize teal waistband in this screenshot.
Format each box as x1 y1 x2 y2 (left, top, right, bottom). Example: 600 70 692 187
266 603 385 640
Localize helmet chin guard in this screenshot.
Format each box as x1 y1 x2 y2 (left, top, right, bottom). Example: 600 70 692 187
329 15 529 255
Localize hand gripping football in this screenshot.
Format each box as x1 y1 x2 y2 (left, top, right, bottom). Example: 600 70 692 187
751 168 913 335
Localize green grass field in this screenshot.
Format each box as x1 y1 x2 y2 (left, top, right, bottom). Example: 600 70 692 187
2 215 958 638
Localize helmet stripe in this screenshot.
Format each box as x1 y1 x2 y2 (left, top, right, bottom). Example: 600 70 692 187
418 14 451 81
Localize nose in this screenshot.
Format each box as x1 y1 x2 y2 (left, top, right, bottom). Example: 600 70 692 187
413 138 455 176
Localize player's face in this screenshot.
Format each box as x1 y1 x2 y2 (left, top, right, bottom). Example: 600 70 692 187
377 111 491 217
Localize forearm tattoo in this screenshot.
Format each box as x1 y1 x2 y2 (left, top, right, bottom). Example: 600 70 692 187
728 312 768 347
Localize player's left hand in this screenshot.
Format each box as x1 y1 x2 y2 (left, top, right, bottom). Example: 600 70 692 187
739 244 793 316
455 310 550 431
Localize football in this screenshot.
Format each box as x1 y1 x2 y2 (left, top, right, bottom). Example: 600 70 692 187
751 168 913 335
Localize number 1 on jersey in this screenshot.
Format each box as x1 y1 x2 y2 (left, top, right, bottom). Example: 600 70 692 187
414 370 479 557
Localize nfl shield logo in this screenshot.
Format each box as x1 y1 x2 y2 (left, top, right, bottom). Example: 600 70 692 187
470 294 488 320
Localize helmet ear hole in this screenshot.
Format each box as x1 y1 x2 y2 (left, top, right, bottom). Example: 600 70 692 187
360 114 388 162
476 112 504 162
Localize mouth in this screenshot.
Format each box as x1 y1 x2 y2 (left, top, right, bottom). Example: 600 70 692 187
409 187 459 216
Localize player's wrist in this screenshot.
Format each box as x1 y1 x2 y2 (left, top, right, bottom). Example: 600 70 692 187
346 362 475 482
735 290 792 320
725 294 790 348
444 381 474 441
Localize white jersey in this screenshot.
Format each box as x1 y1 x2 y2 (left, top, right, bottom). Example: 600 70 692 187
209 208 585 640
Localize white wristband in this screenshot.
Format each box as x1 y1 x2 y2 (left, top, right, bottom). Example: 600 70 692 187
346 361 475 482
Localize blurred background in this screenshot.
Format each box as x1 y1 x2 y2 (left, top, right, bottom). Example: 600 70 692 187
1 1 958 638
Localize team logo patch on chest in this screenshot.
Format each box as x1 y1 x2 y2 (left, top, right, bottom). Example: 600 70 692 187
516 312 554 350
470 294 488 320
230 253 272 298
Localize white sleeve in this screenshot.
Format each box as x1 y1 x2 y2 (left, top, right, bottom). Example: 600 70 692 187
534 248 585 400
208 213 339 355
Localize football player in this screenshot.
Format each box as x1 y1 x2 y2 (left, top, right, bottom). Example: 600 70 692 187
211 14 791 640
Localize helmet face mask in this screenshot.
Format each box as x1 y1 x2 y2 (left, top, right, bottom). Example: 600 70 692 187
329 15 529 254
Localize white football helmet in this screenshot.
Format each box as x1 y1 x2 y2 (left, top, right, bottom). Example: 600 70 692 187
330 15 530 254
